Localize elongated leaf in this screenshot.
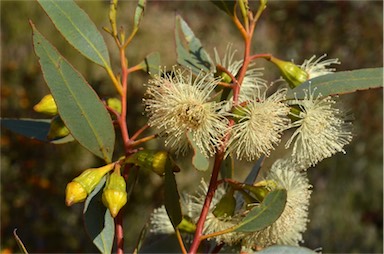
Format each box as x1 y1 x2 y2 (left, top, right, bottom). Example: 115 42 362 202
175 15 213 74
164 161 182 228
37 0 110 68
83 177 114 254
134 0 146 30
137 52 161 77
234 189 287 232
286 68 383 99
32 24 115 162
220 155 234 179
257 245 317 254
211 0 236 17
1 118 74 144
187 132 210 171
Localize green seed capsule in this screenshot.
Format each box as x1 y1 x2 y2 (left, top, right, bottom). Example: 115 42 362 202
106 97 122 114
126 150 169 176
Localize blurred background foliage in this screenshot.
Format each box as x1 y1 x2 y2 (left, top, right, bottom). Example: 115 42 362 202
1 1 382 253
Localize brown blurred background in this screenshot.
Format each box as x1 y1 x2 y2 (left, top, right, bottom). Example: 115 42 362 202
1 1 382 253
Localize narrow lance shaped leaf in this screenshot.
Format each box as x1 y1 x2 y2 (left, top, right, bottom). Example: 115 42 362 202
31 23 115 162
286 68 384 99
1 118 74 144
164 160 182 228
234 189 287 232
37 0 111 68
211 0 236 17
83 177 115 254
175 15 214 74
133 0 146 31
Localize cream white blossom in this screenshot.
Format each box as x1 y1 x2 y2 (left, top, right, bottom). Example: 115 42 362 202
227 88 290 161
214 44 267 103
300 54 340 79
285 89 353 168
144 68 229 157
242 160 312 249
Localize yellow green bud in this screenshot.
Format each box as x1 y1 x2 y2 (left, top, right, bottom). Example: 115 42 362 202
73 163 115 194
102 171 127 217
106 97 122 114
269 56 308 88
33 94 58 115
250 179 278 201
177 217 196 233
212 192 236 218
126 150 169 176
65 181 88 206
47 116 70 140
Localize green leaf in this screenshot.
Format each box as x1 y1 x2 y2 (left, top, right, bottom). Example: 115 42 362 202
220 155 234 179
187 132 210 171
257 245 318 254
83 177 115 254
175 15 213 74
32 24 115 162
36 0 111 68
286 68 384 99
164 160 182 228
133 0 146 31
137 52 161 77
234 189 287 232
211 0 236 17
1 118 74 144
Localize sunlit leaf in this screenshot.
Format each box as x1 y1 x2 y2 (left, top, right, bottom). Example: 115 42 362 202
234 189 287 232
134 0 146 31
211 0 236 17
137 52 161 77
36 0 111 68
1 118 74 144
32 24 115 162
164 160 182 228
256 245 318 254
286 68 383 99
83 177 114 254
175 15 213 74
187 132 210 171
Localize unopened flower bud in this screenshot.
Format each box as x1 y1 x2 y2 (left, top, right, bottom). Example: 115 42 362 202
33 94 58 115
106 97 122 114
73 163 115 194
102 171 127 217
47 116 70 140
126 150 169 176
212 192 236 218
177 217 196 233
65 181 88 206
270 56 308 88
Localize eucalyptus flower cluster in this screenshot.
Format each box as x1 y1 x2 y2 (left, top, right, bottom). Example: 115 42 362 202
146 49 353 251
144 50 352 168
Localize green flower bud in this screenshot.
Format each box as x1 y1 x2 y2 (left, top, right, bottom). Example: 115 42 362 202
126 150 169 176
102 171 127 217
33 94 58 115
106 97 122 114
212 192 236 218
177 217 196 233
73 163 115 194
270 56 308 88
65 181 88 206
47 116 70 140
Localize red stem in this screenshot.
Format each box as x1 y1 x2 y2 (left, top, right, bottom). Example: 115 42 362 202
119 48 130 154
188 151 224 254
115 211 124 254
